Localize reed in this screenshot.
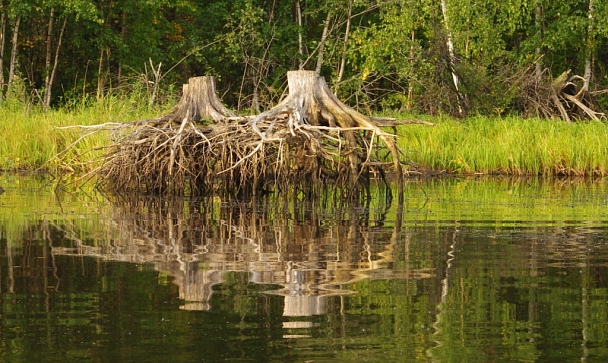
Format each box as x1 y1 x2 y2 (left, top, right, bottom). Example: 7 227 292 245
396 115 608 176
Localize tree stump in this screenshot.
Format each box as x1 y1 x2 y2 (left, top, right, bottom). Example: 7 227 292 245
248 70 403 186
161 76 237 123
95 76 247 194
92 71 416 196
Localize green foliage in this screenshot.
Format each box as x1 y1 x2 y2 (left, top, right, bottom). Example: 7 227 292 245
0 0 606 114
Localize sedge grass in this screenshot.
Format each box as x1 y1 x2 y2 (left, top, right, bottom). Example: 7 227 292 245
0 95 162 173
396 115 608 176
3 100 608 177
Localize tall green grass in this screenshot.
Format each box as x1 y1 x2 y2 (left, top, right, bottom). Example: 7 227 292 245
3 98 608 177
0 95 162 172
396 115 608 176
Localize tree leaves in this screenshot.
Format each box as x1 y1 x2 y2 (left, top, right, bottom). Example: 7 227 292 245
0 0 606 115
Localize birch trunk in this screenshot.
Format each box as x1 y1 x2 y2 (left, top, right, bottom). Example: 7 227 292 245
315 12 332 75
407 30 416 110
535 1 543 78
43 8 55 109
583 0 595 91
43 15 67 109
440 0 464 116
7 15 20 94
334 0 352 93
0 10 6 96
295 0 304 69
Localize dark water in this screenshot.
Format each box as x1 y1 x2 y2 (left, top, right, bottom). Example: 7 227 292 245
1 174 608 362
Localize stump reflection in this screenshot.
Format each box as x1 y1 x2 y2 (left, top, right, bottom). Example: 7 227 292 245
51 190 433 315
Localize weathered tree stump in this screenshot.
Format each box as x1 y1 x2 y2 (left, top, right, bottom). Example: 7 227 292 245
84 71 425 196
247 70 404 187
92 76 247 194
160 76 237 123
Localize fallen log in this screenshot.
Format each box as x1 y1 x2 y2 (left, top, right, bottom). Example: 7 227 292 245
517 68 606 121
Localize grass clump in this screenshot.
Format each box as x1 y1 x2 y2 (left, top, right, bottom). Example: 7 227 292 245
396 115 608 176
0 95 162 173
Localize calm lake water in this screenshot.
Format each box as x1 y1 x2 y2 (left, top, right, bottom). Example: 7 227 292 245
1 173 608 362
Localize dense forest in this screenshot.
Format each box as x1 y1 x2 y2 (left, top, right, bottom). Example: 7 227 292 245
0 0 606 117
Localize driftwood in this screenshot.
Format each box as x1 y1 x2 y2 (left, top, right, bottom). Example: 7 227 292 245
516 68 606 122
84 71 426 196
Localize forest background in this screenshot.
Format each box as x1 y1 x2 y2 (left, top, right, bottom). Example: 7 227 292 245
1 0 608 176
0 0 606 116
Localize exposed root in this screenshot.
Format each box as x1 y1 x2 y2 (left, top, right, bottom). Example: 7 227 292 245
61 72 428 196
515 67 606 121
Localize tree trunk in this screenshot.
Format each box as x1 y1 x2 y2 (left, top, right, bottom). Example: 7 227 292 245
407 30 416 110
168 76 236 123
97 47 105 99
118 10 127 84
251 70 403 185
334 0 352 93
440 0 464 116
7 15 20 94
147 58 162 107
96 76 240 194
534 1 543 78
43 7 55 108
44 12 67 110
583 0 595 91
0 9 6 99
295 0 304 69
315 12 332 75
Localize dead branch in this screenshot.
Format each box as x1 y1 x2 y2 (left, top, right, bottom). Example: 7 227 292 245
515 67 606 121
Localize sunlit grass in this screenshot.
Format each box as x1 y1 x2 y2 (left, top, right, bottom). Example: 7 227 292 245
396 115 608 176
3 99 608 177
0 95 162 172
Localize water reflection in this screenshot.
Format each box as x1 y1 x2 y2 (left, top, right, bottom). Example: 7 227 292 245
3 175 608 362
50 192 431 317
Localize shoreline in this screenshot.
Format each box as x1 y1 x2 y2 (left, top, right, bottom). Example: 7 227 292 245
2 104 607 177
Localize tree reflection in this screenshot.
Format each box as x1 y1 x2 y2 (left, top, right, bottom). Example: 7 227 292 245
3 176 608 362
